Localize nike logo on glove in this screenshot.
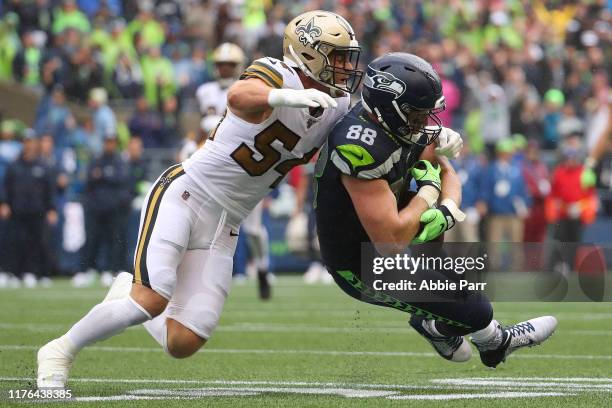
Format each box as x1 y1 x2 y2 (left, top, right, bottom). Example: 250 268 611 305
230 230 239 237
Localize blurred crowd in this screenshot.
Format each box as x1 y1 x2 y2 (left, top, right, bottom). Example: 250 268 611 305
0 0 610 286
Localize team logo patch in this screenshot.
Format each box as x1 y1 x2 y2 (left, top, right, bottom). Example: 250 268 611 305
296 17 322 45
364 68 406 99
182 190 190 200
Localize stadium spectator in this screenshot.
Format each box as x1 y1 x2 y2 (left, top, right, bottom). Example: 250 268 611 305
159 95 180 148
81 132 130 282
558 103 585 139
89 87 117 156
140 45 175 109
125 136 147 204
52 0 91 34
63 45 104 103
541 88 565 150
12 30 43 91
77 0 121 19
39 132 69 279
127 2 165 51
522 140 550 269
35 85 74 151
446 144 484 243
479 138 531 269
0 12 20 80
92 18 135 74
3 0 53 36
546 134 598 272
468 73 510 158
0 120 23 274
173 45 208 100
1 130 57 287
128 96 163 148
110 51 144 99
434 63 461 128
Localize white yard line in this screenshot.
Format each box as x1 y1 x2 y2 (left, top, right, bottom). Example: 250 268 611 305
433 379 612 390
462 377 612 382
387 392 572 400
0 377 586 402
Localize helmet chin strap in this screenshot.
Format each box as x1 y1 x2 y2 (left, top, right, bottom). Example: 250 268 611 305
362 98 393 133
362 97 421 144
286 44 341 96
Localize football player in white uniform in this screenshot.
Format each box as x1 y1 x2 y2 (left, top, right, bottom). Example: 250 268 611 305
37 10 363 388
197 42 274 300
196 42 245 118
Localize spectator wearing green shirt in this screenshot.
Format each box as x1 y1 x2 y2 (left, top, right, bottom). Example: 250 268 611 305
0 13 21 80
12 31 42 90
140 46 175 109
52 0 91 34
127 3 165 52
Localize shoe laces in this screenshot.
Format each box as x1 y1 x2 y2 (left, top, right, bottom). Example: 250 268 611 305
505 321 535 337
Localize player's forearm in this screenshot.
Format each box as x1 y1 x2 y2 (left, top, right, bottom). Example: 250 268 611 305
375 196 430 256
227 80 272 114
395 195 430 243
439 156 461 207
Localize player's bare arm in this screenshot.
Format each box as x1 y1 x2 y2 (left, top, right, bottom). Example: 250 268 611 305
227 76 338 124
342 176 430 256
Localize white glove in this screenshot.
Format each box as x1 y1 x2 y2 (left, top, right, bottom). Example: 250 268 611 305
268 88 338 109
435 127 463 159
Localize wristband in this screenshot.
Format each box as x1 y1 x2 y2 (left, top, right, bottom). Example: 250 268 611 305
417 185 440 208
267 89 282 108
440 198 466 222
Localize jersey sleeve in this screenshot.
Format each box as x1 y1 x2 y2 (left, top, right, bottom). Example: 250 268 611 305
328 118 401 180
239 57 299 89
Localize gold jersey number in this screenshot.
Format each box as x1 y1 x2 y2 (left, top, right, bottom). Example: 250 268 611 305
231 120 317 188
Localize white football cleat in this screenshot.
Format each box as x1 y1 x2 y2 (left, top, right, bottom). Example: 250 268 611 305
37 338 74 389
472 316 558 368
410 316 472 362
103 271 133 302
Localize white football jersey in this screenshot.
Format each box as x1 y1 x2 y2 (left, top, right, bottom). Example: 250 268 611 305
195 81 229 116
184 57 350 219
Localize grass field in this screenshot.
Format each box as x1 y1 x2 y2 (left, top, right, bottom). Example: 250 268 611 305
1 276 611 407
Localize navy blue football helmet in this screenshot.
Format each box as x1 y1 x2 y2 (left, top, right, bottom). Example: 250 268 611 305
361 53 445 146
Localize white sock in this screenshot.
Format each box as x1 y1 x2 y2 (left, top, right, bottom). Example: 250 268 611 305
143 309 169 353
65 297 151 353
470 320 503 349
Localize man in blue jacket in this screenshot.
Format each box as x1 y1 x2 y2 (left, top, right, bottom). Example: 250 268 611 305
479 138 531 269
0 130 57 286
82 132 130 278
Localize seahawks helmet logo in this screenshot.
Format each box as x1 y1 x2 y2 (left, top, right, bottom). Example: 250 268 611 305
365 68 406 99
296 18 322 46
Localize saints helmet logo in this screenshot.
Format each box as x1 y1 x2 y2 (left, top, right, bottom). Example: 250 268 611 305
364 68 406 99
295 18 322 46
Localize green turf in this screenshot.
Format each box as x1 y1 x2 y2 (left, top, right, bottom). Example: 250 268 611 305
1 276 611 407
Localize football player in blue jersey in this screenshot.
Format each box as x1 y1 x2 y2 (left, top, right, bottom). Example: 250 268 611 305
314 52 557 367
